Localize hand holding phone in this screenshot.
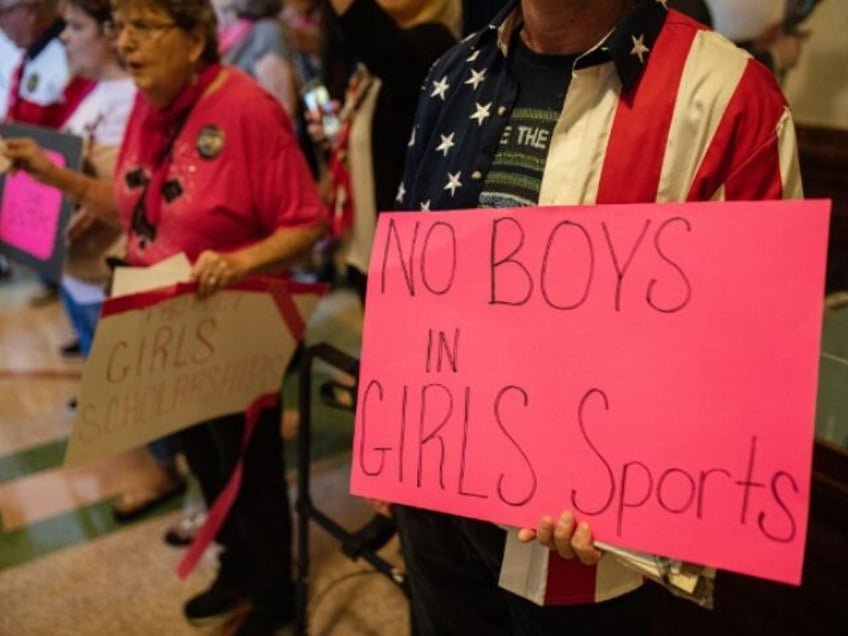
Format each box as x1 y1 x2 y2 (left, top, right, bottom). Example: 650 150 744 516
302 80 341 144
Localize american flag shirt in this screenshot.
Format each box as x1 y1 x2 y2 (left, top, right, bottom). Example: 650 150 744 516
397 0 802 607
398 0 801 213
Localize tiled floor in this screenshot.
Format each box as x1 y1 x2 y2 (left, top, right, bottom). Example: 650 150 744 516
0 267 410 635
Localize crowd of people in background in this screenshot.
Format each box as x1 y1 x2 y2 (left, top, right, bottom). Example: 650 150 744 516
0 0 814 634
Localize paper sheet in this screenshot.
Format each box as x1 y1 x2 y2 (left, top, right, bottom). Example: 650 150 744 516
111 252 192 297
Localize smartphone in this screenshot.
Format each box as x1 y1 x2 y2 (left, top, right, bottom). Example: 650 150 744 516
302 79 340 143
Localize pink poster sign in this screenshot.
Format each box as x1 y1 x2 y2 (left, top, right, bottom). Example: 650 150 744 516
350 200 831 585
0 150 66 260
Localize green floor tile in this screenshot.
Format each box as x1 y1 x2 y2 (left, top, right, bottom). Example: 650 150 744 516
0 439 68 485
0 492 185 571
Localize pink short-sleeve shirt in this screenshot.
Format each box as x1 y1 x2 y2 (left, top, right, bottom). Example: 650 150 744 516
114 68 324 267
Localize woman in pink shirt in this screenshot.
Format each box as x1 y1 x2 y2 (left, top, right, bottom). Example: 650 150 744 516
3 0 325 632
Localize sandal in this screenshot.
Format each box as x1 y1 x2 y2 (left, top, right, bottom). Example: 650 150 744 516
164 510 206 547
112 478 187 522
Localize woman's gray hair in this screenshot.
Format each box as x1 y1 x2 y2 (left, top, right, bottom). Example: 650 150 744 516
110 0 220 64
232 0 282 20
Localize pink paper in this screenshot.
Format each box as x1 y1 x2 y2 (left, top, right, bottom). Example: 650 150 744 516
0 150 67 259
350 200 831 586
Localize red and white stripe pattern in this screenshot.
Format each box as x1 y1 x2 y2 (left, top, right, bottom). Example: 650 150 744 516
539 11 802 209
400 5 802 607
504 10 802 607
500 528 645 606
5 38 70 126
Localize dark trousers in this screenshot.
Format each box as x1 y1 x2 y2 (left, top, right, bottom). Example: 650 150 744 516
180 405 293 609
395 506 654 636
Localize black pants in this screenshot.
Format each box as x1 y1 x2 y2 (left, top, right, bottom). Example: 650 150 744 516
395 506 653 636
180 405 293 609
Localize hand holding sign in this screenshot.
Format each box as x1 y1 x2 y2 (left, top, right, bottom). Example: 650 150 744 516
0 124 82 280
0 147 67 261
0 136 63 185
521 511 603 566
192 248 250 297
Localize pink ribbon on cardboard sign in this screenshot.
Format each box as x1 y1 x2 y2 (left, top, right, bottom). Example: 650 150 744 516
175 392 278 580
97 274 324 579
102 276 322 342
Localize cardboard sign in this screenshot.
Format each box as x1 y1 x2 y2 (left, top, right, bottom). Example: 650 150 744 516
350 200 831 585
0 124 83 281
64 278 322 467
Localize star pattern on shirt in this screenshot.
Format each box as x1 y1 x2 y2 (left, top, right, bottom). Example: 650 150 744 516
397 0 670 211
469 102 492 126
431 76 450 100
436 132 456 157
408 128 416 148
465 68 486 90
444 172 462 197
630 34 650 64
420 199 431 211
396 182 406 203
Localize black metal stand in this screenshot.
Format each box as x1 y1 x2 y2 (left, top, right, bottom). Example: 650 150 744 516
294 343 409 636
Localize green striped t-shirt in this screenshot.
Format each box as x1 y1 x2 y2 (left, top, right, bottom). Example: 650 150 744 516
479 38 577 208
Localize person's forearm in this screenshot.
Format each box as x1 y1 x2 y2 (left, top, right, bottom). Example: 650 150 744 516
235 223 326 276
46 165 121 226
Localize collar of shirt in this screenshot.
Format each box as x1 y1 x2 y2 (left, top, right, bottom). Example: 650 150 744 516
399 0 670 212
491 0 668 94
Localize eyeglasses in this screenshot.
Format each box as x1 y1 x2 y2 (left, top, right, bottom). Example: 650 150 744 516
0 2 37 21
103 18 178 41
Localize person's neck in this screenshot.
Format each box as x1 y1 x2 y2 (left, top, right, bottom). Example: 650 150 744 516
147 69 196 109
98 59 129 82
520 0 634 55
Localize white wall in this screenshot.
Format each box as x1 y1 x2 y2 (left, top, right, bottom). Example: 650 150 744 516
783 1 848 129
